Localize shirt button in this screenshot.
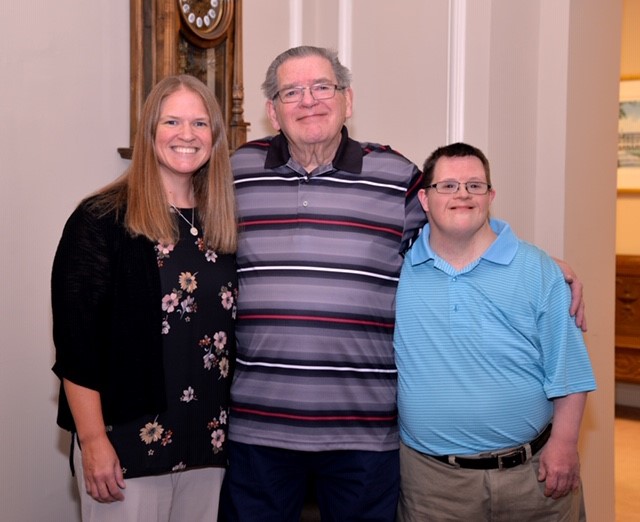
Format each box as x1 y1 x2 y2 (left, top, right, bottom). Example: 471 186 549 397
302 200 309 207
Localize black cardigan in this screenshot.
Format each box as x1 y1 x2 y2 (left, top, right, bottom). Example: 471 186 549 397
51 198 166 431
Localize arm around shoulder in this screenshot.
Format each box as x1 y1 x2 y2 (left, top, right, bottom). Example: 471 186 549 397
552 257 587 332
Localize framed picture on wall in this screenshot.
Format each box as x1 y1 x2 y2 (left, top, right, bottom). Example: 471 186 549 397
618 79 640 193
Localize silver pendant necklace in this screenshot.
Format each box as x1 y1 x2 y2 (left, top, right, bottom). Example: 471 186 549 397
171 205 198 236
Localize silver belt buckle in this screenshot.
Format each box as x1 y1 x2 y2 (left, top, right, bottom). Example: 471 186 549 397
497 447 527 470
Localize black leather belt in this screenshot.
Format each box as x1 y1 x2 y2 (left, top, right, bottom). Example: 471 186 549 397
428 423 552 470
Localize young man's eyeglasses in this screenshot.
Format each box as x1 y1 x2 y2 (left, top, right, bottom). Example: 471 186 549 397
427 181 492 195
275 84 345 104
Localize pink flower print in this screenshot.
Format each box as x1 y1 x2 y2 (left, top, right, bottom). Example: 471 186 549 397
157 242 175 256
211 429 225 452
162 292 180 313
206 250 218 263
156 242 175 267
180 386 197 403
180 295 195 318
203 352 215 370
220 289 234 310
213 331 227 351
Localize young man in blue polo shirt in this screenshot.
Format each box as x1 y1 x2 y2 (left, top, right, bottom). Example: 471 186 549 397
394 142 596 522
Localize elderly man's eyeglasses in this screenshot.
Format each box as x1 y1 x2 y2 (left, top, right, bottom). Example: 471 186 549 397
427 181 492 195
275 83 345 104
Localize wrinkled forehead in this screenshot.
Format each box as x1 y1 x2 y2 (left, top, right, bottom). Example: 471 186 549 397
277 55 336 87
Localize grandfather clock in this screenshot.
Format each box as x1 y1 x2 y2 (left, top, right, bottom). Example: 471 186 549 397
118 0 249 159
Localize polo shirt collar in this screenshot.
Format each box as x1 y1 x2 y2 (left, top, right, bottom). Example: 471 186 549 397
482 219 519 265
264 126 363 174
408 218 519 267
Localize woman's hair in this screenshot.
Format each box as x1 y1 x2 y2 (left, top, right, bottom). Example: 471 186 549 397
261 46 353 100
89 74 237 253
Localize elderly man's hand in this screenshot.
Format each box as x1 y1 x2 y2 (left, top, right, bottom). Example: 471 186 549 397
553 257 587 332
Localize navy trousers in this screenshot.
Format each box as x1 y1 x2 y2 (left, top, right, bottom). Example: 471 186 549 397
220 441 399 521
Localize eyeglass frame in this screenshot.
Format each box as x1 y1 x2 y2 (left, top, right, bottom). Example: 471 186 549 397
273 83 346 104
426 180 493 195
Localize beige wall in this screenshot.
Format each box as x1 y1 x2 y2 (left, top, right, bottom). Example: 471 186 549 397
621 0 640 79
242 0 449 167
0 0 619 520
618 195 640 253
0 2 130 521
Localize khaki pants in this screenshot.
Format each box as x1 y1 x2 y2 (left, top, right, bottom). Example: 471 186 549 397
397 441 586 522
74 440 224 522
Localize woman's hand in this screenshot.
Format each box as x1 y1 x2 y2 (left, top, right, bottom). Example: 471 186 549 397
63 379 126 502
79 434 126 502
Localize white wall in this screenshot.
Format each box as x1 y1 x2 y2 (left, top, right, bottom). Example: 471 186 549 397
0 0 618 520
0 2 130 520
563 3 620 516
242 0 449 166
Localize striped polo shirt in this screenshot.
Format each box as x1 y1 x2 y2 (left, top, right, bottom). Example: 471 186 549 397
229 127 426 451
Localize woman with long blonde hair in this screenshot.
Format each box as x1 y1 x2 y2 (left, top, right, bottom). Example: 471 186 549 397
52 74 237 521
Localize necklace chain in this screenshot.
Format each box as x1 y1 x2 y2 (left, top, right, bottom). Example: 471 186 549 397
170 205 199 237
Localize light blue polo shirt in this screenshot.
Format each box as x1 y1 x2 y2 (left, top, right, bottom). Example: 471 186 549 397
394 219 596 456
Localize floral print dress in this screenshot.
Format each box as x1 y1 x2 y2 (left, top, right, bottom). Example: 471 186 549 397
106 210 237 478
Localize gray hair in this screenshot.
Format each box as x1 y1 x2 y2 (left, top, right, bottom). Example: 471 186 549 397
261 46 353 100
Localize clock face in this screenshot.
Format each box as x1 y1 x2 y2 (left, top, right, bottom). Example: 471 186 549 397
179 0 224 38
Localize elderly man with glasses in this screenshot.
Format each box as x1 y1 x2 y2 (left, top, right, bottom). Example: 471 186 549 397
222 47 587 522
